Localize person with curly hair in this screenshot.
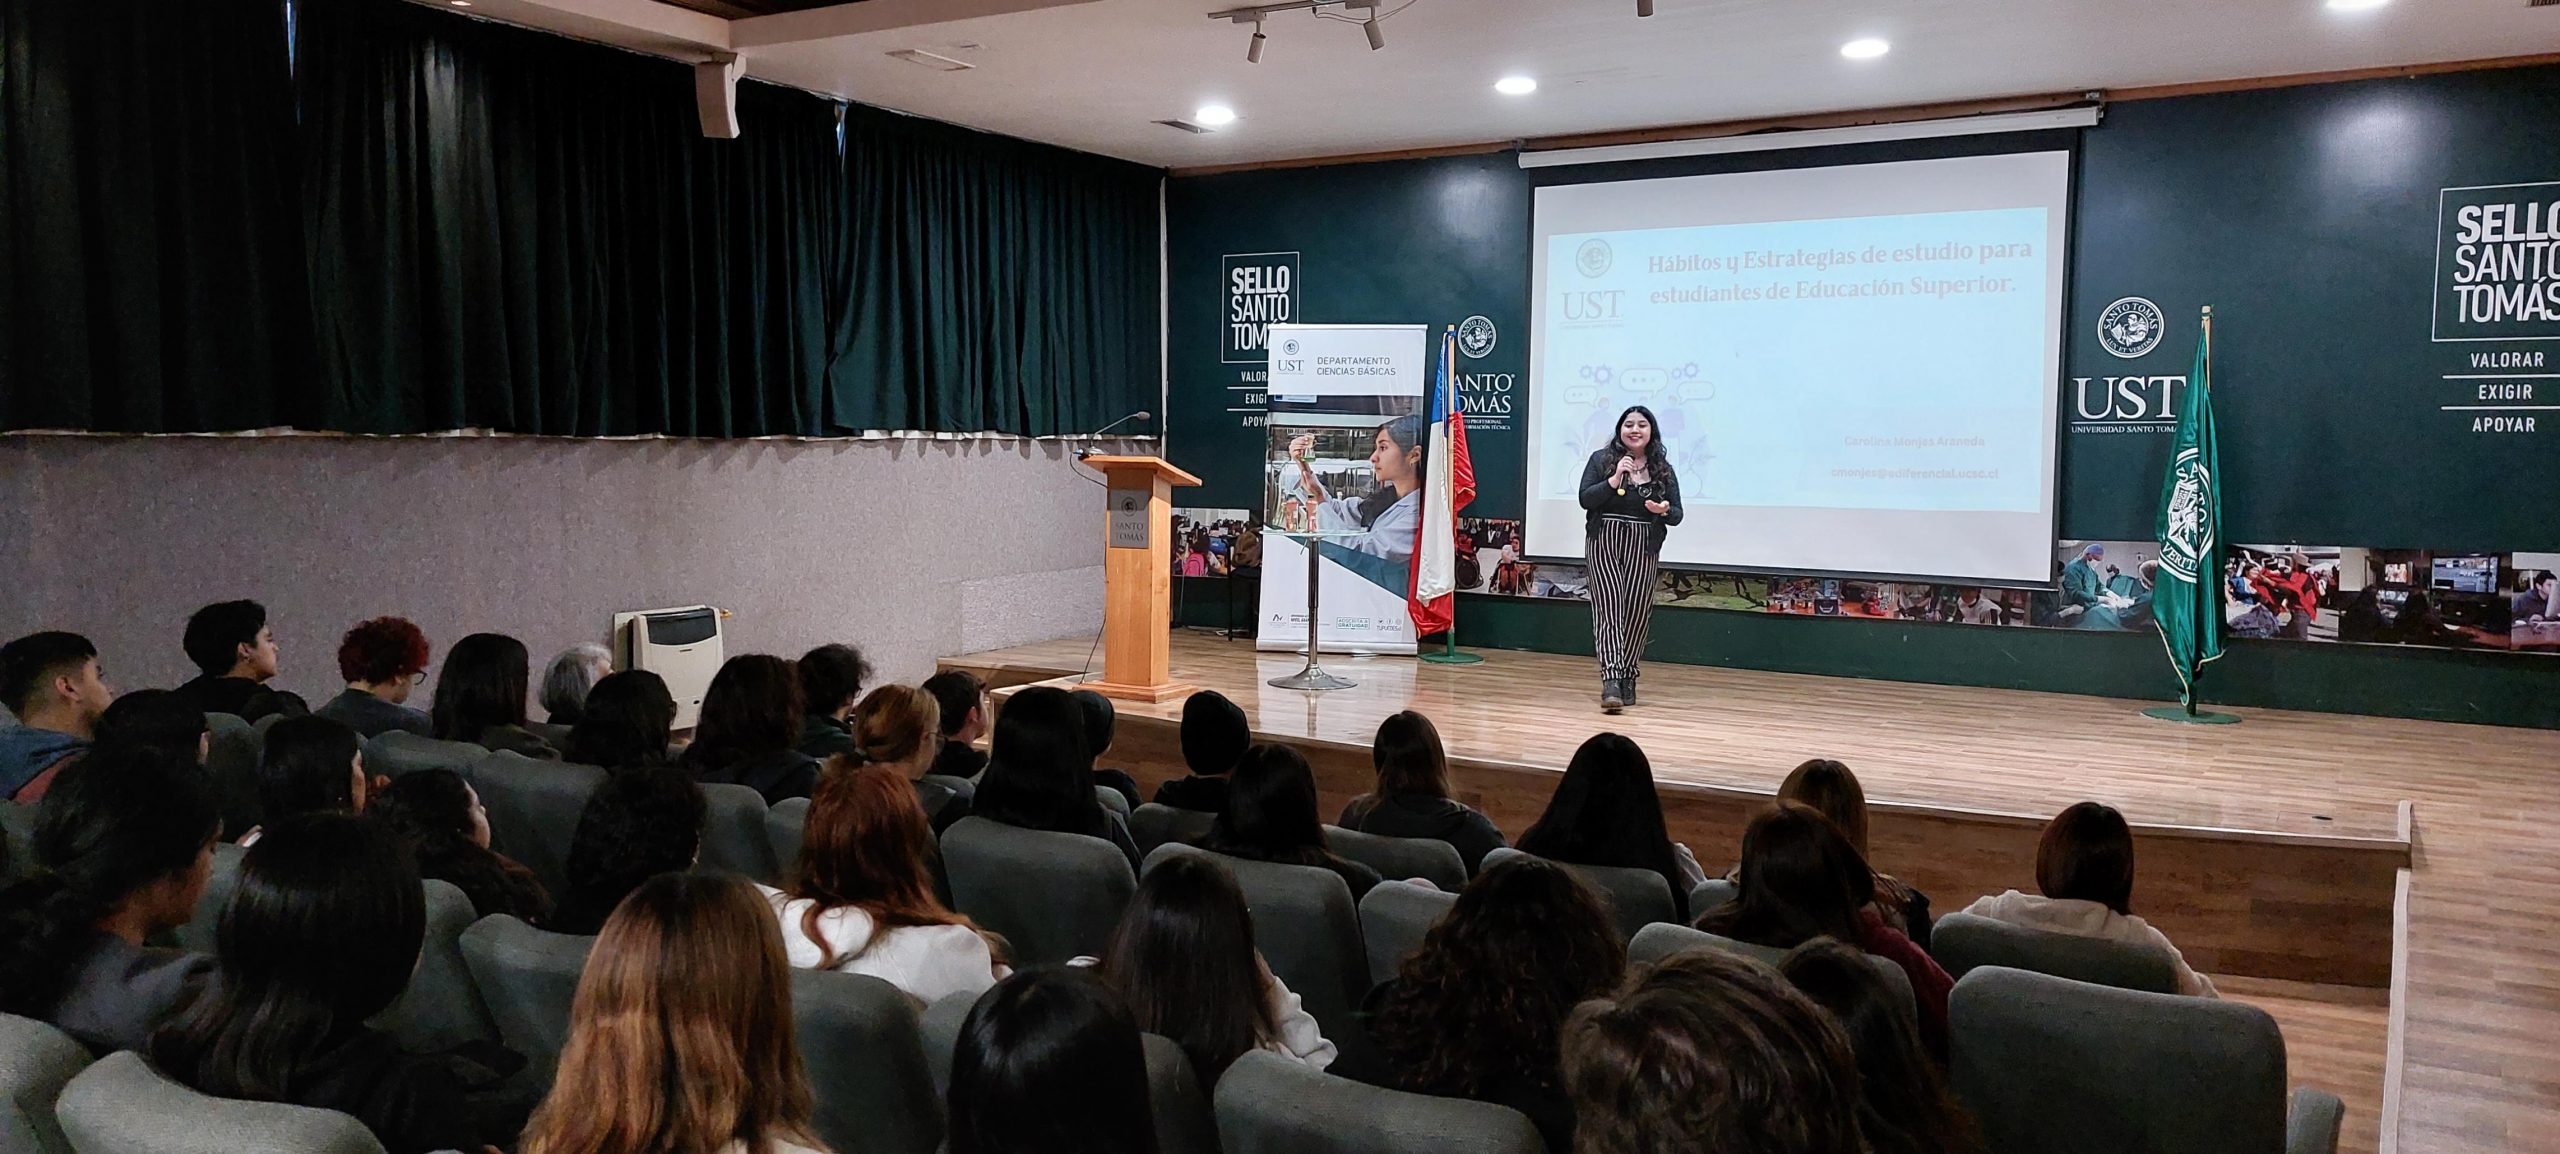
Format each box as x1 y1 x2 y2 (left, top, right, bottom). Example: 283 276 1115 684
1364 857 1626 1152
1781 938 1985 1154
317 617 434 739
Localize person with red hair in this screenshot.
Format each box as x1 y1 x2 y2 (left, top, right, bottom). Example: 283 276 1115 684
315 618 433 739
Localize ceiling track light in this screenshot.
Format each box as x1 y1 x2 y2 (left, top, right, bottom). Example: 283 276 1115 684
1637 0 1654 15
1247 17 1266 62
1209 0 1389 58
1364 12 1384 50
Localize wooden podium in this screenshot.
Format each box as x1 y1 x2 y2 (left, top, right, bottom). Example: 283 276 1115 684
1084 455 1203 703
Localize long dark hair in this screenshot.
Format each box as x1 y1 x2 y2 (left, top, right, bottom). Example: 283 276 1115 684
1517 732 1690 921
1096 854 1276 1084
1596 404 1673 482
1355 414 1429 527
0 749 218 1016
563 670 676 770
948 968 1159 1154
686 655 803 772
1781 938 1985 1154
1369 857 1626 1098
1200 744 1348 873
552 767 706 936
2037 801 2136 915
1695 802 1873 949
1370 710 1450 801
1778 759 1869 857
153 815 424 1101
256 715 362 821
372 769 552 923
974 687 1106 839
430 632 532 742
93 689 211 762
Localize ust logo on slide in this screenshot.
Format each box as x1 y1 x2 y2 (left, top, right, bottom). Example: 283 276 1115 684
1457 315 1497 358
2099 297 2165 359
1576 238 1613 278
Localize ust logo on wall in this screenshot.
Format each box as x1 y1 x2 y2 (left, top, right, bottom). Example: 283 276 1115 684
1222 251 1302 364
1457 315 1497 358
2098 296 2166 359
1576 238 1612 278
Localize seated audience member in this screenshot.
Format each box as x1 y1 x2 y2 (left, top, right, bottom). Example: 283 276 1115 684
1087 853 1333 1081
315 617 433 739
764 760 1006 1004
561 670 677 770
795 643 872 760
1770 758 1930 944
1959 800 2218 998
974 686 1142 870
372 768 552 923
1199 744 1382 899
152 815 519 1154
520 872 825 1154
549 766 706 935
1338 710 1506 873
1153 689 1250 813
91 689 211 765
682 655 822 804
921 669 991 780
173 600 308 722
244 716 368 843
1 631 114 804
946 968 1157 1154
1782 939 1986 1154
537 643 613 727
1695 803 1953 1052
1564 950 1865 1154
856 684 972 833
0 748 219 1052
1516 732 1705 920
1071 690 1143 811
429 632 559 759
1368 857 1626 1152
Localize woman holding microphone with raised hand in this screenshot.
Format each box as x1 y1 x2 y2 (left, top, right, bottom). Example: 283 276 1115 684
1578 406 1682 714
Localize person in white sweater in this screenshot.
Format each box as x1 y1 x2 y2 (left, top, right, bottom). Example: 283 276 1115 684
1959 801 2219 998
1075 853 1336 1078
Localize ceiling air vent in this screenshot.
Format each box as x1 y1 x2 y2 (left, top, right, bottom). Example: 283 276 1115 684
886 49 973 71
1155 118 1215 134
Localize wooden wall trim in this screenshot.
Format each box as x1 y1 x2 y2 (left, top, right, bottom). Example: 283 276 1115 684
2107 52 2560 103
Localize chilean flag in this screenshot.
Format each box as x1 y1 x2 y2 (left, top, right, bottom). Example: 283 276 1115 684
1410 326 1475 636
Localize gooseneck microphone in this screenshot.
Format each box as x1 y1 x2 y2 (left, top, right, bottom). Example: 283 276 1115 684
1076 410 1154 458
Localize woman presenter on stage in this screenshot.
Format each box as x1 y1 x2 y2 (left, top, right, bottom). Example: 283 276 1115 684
1577 406 1682 714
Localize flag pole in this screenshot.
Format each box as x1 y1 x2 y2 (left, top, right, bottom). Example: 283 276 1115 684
1420 324 1484 666
2189 305 2210 718
2141 303 2239 725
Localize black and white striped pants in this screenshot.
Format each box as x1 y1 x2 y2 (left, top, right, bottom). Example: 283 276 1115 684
1589 518 1661 682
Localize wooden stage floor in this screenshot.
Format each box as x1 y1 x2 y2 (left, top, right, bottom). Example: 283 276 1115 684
947 631 2560 1154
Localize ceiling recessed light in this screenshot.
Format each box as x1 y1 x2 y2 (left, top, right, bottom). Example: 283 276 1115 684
1194 104 1237 128
449 0 471 6
2326 0 2388 10
1840 38 1889 60
1495 76 1538 96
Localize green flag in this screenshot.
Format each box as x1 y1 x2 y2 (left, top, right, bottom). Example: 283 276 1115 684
2153 322 2224 703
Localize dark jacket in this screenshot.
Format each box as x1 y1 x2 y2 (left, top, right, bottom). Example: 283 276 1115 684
314 689 432 740
687 746 821 805
1338 794 1507 874
1152 774 1230 814
929 741 989 782
798 714 858 761
38 934 215 1055
472 724 560 761
174 675 309 724
1576 447 1684 547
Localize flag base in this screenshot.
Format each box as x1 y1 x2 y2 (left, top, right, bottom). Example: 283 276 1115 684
2140 704 2241 725
1419 650 1484 665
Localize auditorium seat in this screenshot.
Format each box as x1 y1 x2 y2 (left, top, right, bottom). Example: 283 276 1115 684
1629 921 1917 1023
916 774 975 826
1145 844 1371 1074
1 801 36 883
469 752 603 898
1949 966 2341 1154
55 1051 386 1154
767 796 811 874
1096 785 1132 819
361 731 487 780
1127 803 1215 855
1480 847 1673 941
203 712 263 839
916 994 1218 1154
370 880 499 1054
1689 877 1738 914
176 843 247 953
1930 911 2181 994
940 816 1135 964
0 1012 90 1154
523 721 574 748
791 969 941 1154
918 990 975 1094
1357 880 1457 987
1324 826 1466 892
459 914 595 1089
1214 1050 1543 1154
699 782 781 883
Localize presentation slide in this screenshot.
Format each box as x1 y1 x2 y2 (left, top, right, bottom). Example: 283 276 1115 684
1524 151 2071 585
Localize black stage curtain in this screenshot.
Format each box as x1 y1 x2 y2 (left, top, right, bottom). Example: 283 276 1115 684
0 0 315 431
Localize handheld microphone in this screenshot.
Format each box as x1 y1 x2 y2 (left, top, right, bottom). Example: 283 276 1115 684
1076 410 1153 458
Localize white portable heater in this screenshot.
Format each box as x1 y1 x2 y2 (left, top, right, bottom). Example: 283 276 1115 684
613 605 724 731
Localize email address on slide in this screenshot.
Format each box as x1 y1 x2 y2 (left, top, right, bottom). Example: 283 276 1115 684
1829 468 2001 480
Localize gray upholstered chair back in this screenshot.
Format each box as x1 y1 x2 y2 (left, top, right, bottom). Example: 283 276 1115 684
1949 966 2342 1154
1214 1050 1543 1154
1144 845 1369 1064
1690 877 1738 914
176 842 247 954
698 782 780 883
55 1051 388 1154
203 712 263 839
1323 826 1466 892
1141 1033 1221 1154
468 751 603 899
918 990 977 1099
1931 911 2182 994
1480 847 1673 941
361 731 487 781
766 796 812 878
791 969 941 1154
2 799 39 883
371 880 498 1053
1096 785 1132 819
1127 803 1216 855
523 721 574 748
0 1012 91 1154
916 775 975 824
940 816 1136 964
1628 922 1917 1024
458 914 595 1089
1356 881 1457 988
